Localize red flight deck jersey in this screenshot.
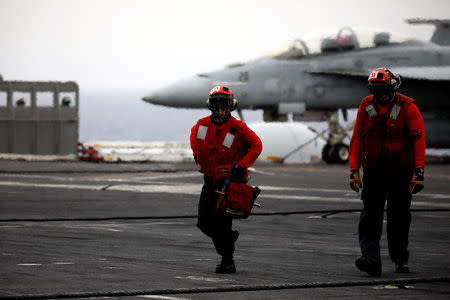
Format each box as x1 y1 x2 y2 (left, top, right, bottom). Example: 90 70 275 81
190 116 262 186
349 92 425 170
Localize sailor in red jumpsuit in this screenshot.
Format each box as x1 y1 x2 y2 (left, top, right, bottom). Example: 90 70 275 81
190 85 262 273
349 68 425 276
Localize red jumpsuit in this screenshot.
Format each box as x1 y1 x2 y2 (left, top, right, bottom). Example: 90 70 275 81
191 115 262 185
349 92 425 170
190 115 262 260
349 92 425 266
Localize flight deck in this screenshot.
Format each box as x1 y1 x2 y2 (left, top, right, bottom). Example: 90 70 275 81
0 161 449 299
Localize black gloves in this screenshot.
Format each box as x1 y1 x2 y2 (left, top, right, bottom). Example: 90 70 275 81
194 156 201 172
410 168 424 194
349 168 423 194
349 169 362 193
232 165 246 181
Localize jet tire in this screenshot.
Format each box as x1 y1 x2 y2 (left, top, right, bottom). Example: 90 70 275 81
322 144 335 164
333 143 349 164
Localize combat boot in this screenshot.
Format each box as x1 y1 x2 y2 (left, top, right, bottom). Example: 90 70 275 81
232 230 239 243
395 261 410 273
215 257 236 274
355 256 382 277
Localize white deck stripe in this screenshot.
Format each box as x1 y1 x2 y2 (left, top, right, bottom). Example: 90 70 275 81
0 171 202 182
175 275 232 283
261 194 450 208
0 181 104 191
140 295 191 300
0 181 448 206
0 178 447 199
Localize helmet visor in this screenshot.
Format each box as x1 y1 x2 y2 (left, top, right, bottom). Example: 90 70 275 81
209 97 231 109
368 84 392 97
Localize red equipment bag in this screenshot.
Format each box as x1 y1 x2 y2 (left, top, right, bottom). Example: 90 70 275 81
216 180 261 219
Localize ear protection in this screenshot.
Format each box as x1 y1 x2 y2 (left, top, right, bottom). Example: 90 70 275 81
231 98 237 111
385 68 401 91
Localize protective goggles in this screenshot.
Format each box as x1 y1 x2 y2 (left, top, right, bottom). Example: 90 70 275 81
368 84 392 96
209 97 231 108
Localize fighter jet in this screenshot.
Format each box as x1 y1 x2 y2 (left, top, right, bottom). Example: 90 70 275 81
143 18 450 163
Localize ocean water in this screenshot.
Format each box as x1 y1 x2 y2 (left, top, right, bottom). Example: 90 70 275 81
79 90 264 142
5 89 447 157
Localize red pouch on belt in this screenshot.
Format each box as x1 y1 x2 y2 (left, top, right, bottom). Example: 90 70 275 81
216 180 261 219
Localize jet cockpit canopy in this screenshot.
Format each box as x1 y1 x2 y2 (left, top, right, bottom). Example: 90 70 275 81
267 26 425 59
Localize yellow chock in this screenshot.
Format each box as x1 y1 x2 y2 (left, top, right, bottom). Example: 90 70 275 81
267 156 283 163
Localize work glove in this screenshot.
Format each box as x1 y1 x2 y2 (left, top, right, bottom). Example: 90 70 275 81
410 168 424 194
194 156 201 172
231 165 246 182
349 169 362 193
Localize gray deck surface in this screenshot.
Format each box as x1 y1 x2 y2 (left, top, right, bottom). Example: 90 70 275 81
0 161 449 299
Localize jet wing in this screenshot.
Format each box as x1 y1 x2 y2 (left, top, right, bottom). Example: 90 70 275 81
307 68 368 78
308 66 450 81
390 66 450 81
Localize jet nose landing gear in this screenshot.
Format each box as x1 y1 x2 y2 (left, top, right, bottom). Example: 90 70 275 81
321 111 353 164
322 143 349 164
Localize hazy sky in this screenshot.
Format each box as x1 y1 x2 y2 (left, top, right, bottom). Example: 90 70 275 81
1 0 449 92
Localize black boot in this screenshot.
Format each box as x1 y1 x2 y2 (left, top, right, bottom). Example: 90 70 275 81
215 256 236 274
355 256 382 277
395 261 410 273
232 230 239 243
394 251 410 273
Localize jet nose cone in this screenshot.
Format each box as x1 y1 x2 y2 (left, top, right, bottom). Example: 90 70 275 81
142 93 158 105
142 76 212 108
142 90 172 106
142 90 171 106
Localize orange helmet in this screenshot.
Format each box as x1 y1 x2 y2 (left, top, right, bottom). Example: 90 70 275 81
209 85 233 98
367 68 400 103
207 85 237 123
207 85 237 110
368 68 399 89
